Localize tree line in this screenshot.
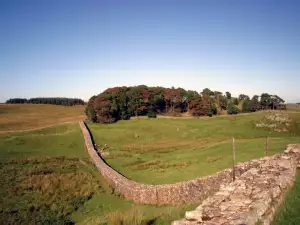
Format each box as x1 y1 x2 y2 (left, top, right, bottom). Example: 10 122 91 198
6 97 85 106
86 85 286 123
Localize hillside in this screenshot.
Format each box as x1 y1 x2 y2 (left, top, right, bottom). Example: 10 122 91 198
0 104 85 133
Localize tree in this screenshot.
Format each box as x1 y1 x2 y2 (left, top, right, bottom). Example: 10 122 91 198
247 95 260 112
227 102 239 115
225 92 231 99
270 95 285 110
6 97 84 106
219 95 228 110
260 93 272 109
85 85 285 123
214 91 222 96
185 90 200 112
233 98 239 106
188 96 209 116
242 98 250 112
85 96 97 122
202 88 214 96
238 94 250 101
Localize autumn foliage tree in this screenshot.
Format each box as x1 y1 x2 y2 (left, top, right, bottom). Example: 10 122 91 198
86 85 286 123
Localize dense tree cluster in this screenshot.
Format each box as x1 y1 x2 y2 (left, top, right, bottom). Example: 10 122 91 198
6 97 84 106
86 86 286 123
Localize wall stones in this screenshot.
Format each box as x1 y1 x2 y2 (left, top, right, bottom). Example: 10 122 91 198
80 121 300 223
80 121 291 207
172 145 300 225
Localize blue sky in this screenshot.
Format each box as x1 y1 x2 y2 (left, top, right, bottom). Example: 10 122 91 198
0 0 299 103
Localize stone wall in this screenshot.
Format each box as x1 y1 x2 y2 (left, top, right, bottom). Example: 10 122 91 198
79 121 277 205
172 144 300 225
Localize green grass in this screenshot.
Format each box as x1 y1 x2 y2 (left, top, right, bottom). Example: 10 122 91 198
272 170 300 225
2 108 300 224
0 123 192 225
0 124 86 159
88 111 300 184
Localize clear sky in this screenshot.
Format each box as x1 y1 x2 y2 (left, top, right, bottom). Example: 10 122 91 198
1 0 299 103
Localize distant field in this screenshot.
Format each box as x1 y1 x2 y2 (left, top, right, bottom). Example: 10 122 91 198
89 111 300 184
287 103 300 112
0 104 85 133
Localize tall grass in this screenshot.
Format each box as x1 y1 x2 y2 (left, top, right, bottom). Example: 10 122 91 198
0 157 100 224
272 170 300 225
107 207 145 225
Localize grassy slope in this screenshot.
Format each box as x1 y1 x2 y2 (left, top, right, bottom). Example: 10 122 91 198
0 124 192 225
88 111 300 184
2 105 300 224
0 104 85 132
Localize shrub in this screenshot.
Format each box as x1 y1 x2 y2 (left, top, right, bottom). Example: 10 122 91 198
208 108 213 117
227 102 239 115
121 111 130 120
147 112 157 118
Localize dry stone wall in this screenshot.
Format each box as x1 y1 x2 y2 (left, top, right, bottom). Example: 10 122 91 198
172 144 300 225
80 121 281 205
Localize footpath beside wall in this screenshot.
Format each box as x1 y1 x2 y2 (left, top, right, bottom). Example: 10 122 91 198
172 144 300 225
79 121 298 206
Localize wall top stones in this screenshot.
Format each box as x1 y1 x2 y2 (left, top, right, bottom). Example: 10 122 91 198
79 120 299 217
172 144 300 225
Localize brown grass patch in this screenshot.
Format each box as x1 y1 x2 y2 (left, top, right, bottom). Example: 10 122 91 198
0 104 85 133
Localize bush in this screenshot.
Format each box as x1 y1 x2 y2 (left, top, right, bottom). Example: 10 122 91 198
121 111 130 120
208 103 217 116
147 112 157 118
227 103 239 115
208 108 213 117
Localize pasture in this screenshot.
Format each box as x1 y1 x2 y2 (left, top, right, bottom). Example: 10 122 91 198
88 110 300 184
0 105 192 224
1 104 300 224
0 104 85 133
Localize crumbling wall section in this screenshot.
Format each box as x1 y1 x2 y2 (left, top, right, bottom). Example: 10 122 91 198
172 144 300 225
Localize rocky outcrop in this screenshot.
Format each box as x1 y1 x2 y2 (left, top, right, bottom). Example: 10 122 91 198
172 144 300 225
79 121 262 205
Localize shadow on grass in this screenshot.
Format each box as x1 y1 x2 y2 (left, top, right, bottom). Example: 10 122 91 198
83 121 131 180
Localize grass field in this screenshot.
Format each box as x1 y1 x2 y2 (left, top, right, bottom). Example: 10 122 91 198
0 106 194 225
1 104 300 224
88 110 300 184
0 104 85 133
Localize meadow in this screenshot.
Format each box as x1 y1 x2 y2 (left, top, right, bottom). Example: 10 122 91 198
0 104 194 225
0 104 85 133
88 110 300 184
1 104 300 224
